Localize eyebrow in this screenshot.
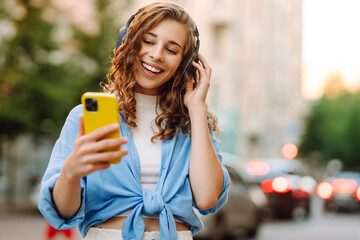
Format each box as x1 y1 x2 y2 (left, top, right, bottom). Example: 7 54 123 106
145 32 183 49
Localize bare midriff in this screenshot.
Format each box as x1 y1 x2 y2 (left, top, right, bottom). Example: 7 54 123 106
95 216 190 232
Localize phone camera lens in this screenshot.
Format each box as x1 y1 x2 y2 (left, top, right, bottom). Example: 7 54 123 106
85 98 98 112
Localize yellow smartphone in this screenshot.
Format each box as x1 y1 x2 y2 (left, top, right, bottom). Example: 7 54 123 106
81 92 121 164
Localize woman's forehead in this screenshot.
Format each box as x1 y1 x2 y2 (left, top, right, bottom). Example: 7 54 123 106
145 19 188 48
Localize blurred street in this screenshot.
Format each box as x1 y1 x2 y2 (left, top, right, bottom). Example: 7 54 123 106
257 211 360 240
1 197 360 240
0 210 82 240
254 196 360 240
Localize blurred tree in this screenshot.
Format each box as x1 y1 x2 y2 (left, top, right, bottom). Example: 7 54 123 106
0 0 128 141
299 74 360 169
321 72 347 99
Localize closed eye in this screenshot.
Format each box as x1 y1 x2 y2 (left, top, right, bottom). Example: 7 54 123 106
143 40 153 45
167 48 177 55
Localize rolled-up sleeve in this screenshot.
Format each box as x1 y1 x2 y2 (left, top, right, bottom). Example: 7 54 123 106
38 105 86 229
39 173 87 229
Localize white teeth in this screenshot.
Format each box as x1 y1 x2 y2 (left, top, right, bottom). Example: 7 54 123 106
142 63 161 73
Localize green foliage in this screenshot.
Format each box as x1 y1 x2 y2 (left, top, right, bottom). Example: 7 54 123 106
299 92 360 169
0 0 125 140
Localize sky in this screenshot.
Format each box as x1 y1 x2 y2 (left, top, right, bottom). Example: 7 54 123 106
302 0 360 99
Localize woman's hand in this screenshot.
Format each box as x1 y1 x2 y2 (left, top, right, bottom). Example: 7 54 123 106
184 54 212 112
62 114 129 182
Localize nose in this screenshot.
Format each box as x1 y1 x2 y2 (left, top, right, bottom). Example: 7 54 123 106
150 45 164 62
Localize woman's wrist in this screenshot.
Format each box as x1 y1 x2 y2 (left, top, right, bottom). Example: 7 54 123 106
188 105 208 126
187 104 206 116
59 166 81 185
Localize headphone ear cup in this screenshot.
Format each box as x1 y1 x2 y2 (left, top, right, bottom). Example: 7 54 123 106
185 52 199 75
116 27 128 50
185 34 200 75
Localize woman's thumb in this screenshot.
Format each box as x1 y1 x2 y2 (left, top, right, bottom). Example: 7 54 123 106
77 114 85 138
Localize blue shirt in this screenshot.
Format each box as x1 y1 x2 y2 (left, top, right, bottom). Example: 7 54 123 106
38 105 230 239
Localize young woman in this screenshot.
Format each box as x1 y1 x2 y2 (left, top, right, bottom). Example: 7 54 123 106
39 2 230 240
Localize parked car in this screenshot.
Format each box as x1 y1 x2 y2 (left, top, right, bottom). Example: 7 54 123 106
317 171 360 212
239 158 317 219
195 153 268 239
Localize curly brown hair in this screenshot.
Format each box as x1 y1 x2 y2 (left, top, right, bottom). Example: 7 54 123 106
102 2 218 141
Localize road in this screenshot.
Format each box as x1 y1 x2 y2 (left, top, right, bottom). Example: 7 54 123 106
252 196 360 240
255 211 360 240
1 197 360 240
0 210 82 240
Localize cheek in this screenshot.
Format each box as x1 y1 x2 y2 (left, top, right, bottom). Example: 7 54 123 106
138 43 147 57
138 48 145 58
171 57 183 72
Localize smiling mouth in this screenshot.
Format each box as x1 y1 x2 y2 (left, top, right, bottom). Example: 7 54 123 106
142 62 163 74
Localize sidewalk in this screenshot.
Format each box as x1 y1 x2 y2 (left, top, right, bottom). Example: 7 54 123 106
0 210 82 240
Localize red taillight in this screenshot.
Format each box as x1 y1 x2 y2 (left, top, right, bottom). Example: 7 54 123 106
355 186 360 200
316 182 333 199
246 161 270 176
272 177 291 193
261 177 291 193
333 179 357 194
261 179 273 193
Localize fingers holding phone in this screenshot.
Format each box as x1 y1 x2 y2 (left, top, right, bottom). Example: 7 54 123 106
81 92 126 164
62 93 128 181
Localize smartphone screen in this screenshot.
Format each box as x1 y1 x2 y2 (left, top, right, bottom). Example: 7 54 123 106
81 92 121 164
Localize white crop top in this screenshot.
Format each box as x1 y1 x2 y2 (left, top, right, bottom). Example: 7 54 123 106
132 92 162 191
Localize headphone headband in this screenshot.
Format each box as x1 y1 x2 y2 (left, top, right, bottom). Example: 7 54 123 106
115 14 136 50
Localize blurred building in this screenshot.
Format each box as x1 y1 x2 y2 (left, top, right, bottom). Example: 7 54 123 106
129 0 305 159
